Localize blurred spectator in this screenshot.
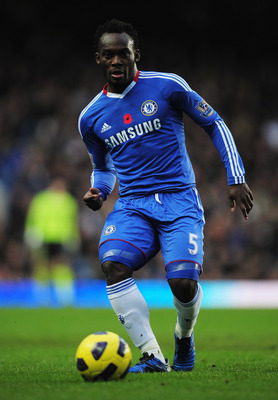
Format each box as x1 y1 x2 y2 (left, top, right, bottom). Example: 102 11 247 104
24 178 79 274
24 178 80 304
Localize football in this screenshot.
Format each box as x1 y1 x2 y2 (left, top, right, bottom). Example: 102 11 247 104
75 331 132 381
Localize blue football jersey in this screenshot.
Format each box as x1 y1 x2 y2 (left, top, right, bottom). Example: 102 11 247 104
78 71 245 199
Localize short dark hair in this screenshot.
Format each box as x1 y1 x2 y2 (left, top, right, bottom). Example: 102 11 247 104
94 19 139 51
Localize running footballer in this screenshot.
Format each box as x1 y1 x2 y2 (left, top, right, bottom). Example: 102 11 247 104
78 19 254 373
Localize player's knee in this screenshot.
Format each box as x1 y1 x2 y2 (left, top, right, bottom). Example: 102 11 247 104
168 278 197 303
101 260 133 285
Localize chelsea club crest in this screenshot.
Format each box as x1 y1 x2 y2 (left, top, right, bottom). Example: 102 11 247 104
141 100 158 116
103 225 116 236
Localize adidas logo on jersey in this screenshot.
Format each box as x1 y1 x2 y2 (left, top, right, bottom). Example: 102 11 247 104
101 122 112 133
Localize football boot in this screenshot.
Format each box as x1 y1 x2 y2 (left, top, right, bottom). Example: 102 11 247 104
173 332 195 371
129 353 171 373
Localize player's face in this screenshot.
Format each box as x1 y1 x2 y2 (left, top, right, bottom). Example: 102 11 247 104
96 32 140 93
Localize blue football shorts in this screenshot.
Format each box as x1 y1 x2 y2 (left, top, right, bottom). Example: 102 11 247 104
98 187 205 281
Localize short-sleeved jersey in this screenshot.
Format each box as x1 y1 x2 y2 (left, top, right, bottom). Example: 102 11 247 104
78 71 245 198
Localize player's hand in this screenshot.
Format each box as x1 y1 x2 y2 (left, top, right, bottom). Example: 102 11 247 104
83 188 103 211
228 183 254 220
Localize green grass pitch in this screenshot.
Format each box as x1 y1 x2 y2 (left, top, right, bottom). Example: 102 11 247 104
0 308 277 400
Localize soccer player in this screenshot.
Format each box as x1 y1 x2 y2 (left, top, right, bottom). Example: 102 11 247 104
78 19 254 373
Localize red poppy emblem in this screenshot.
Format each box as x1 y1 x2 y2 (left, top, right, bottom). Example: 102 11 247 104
124 114 132 124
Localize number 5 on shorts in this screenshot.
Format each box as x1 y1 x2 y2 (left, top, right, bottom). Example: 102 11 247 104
189 233 198 255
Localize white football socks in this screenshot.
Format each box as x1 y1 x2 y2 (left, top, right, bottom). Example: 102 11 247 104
173 282 203 339
106 278 165 363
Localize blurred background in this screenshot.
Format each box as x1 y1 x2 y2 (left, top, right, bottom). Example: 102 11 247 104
0 0 277 292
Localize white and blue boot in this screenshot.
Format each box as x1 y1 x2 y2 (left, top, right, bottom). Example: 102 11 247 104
129 353 171 373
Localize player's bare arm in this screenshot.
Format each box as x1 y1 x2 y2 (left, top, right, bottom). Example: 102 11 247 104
228 182 254 220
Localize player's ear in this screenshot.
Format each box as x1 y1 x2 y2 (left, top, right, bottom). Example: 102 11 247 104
135 49 141 63
95 52 100 64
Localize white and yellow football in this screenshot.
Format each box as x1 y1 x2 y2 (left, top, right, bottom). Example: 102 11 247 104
76 331 132 381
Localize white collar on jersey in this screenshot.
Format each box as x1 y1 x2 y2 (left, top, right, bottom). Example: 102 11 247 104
103 70 140 99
